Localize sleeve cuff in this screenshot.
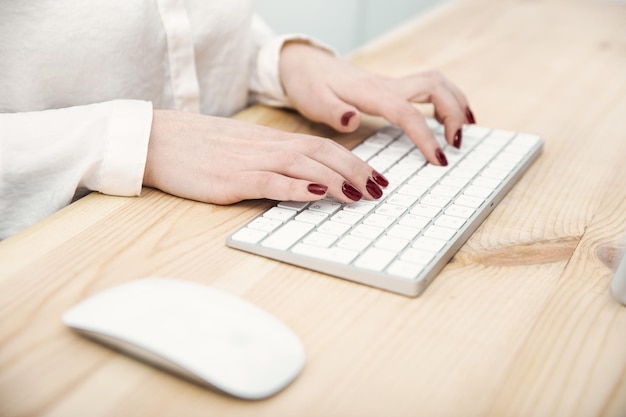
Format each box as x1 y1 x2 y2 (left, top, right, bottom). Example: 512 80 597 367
250 34 336 108
99 100 153 196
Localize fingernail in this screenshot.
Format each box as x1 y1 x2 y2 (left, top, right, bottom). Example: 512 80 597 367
341 111 356 127
435 148 448 166
342 181 362 201
366 178 383 199
466 107 476 124
453 129 462 149
307 183 328 195
371 170 389 187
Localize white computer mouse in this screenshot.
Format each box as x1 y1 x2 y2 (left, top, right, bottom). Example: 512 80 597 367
62 278 305 400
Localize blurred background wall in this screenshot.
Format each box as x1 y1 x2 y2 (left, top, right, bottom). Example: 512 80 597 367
254 0 446 55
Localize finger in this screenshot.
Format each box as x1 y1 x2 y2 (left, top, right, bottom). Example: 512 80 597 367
214 130 388 201
440 78 476 124
229 170 366 204
394 102 449 165
228 171 331 202
279 136 389 200
430 86 465 149
388 72 466 148
336 81 448 166
295 84 361 132
253 143 385 202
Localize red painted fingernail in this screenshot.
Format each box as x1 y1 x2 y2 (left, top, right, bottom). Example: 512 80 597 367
307 183 328 195
366 178 383 199
342 181 362 201
466 107 476 124
453 129 462 149
435 148 448 166
341 111 356 127
371 170 389 187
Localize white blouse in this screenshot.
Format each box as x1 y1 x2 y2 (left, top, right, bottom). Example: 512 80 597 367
0 0 313 239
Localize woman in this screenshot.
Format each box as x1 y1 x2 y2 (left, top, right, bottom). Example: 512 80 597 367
0 0 474 239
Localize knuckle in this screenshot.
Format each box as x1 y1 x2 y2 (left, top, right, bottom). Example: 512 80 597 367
395 102 419 124
304 136 332 154
426 70 445 84
275 149 303 168
286 180 302 198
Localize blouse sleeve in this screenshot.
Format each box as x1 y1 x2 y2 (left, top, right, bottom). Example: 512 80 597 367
0 99 152 239
247 14 335 108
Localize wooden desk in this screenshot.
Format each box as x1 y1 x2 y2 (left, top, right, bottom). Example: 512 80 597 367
1 0 625 416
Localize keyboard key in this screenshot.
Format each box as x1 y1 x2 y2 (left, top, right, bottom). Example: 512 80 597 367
376 203 407 218
471 176 500 190
337 235 371 251
365 132 396 147
368 155 398 172
264 207 298 221
400 248 435 265
463 185 493 199
292 244 358 264
387 260 425 280
411 204 441 218
302 232 338 248
351 224 384 240
375 235 410 252
261 221 314 250
230 227 267 244
421 194 452 208
463 124 491 140
399 214 431 229
424 225 457 241
434 215 466 230
363 213 396 228
317 220 351 236
309 200 342 214
385 164 418 183
440 175 471 189
396 184 429 198
418 165 449 179
386 193 419 207
412 236 447 252
408 175 438 188
351 143 381 161
455 195 484 209
332 211 363 225
278 201 309 211
344 201 377 214
355 247 397 271
247 217 283 233
450 165 481 179
432 185 461 198
387 224 421 240
445 204 475 219
482 167 509 180
296 210 329 225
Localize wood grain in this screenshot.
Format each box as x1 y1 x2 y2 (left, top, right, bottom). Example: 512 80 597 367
1 1 625 416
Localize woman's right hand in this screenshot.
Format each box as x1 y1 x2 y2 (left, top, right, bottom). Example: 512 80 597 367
142 109 389 205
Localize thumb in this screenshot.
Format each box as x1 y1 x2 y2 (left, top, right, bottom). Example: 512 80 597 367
297 85 361 133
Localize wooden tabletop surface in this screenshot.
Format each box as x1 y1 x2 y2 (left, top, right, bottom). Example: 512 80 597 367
1 0 625 416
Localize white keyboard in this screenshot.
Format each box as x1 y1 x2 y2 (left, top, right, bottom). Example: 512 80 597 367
227 120 543 297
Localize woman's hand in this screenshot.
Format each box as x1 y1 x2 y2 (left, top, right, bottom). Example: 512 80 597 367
143 110 388 204
279 42 476 166
143 44 474 207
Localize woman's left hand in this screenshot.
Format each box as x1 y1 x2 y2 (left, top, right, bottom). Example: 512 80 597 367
279 42 476 167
